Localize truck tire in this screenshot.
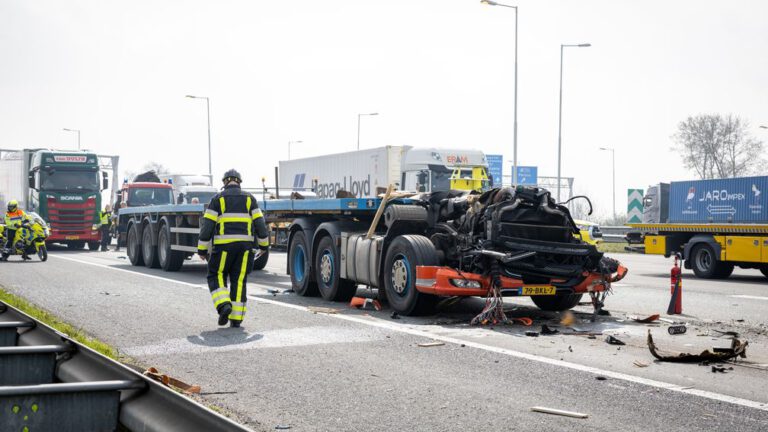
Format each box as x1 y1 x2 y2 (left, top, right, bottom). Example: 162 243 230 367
127 224 144 266
383 235 439 316
142 225 160 269
289 231 318 296
67 241 85 250
88 241 100 251
691 243 729 279
158 223 185 271
531 293 583 312
252 249 269 271
315 235 357 302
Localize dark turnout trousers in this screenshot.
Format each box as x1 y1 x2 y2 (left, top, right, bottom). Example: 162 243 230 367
206 248 250 323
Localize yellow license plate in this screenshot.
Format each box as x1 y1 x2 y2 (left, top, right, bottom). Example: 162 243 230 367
65 236 80 240
521 285 556 296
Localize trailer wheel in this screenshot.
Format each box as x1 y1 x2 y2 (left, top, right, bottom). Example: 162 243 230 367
87 241 100 251
691 244 727 279
383 235 439 316
531 293 583 312
289 231 318 296
158 223 185 271
142 224 160 269
251 249 269 271
67 241 85 250
127 224 144 266
315 235 357 301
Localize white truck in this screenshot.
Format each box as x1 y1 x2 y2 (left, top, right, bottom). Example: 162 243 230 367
158 174 218 204
279 146 491 198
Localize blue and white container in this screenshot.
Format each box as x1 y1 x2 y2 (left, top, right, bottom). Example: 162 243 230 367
669 176 768 223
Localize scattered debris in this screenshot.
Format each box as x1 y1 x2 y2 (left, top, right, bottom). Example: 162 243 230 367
736 319 745 322
633 360 649 368
512 317 533 326
647 330 748 363
307 306 339 314
283 289 295 294
275 425 292 430
524 331 539 337
711 365 733 373
350 297 382 311
143 367 200 395
630 314 660 323
712 329 740 338
267 289 279 296
390 311 401 320
560 311 575 327
568 346 573 352
540 324 559 335
117 256 127 259
597 309 611 316
667 325 687 335
587 335 597 340
595 376 607 381
530 406 589 419
658 317 677 324
605 335 626 346
417 341 445 348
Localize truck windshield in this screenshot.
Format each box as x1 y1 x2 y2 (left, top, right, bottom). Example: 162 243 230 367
41 170 99 192
185 191 216 204
128 188 173 206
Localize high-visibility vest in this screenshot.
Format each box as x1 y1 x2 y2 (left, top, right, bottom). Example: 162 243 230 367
100 211 111 225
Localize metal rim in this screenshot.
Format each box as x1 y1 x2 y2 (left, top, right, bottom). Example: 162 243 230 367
390 254 410 296
128 227 137 259
293 245 306 282
320 250 334 285
158 228 168 264
696 247 712 271
142 229 153 261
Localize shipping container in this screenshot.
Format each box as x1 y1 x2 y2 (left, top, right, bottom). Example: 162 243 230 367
0 151 28 211
669 176 768 223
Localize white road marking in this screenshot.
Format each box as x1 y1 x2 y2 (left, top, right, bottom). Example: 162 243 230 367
123 326 384 356
730 295 768 301
49 254 768 412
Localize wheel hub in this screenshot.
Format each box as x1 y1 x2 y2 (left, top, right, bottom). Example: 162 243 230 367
320 252 333 284
391 259 408 294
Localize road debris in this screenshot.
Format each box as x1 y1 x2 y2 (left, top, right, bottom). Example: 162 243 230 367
390 311 401 320
350 297 382 311
540 324 559 335
275 425 292 430
711 365 733 373
605 335 626 346
417 341 445 348
667 325 687 335
266 288 279 296
595 376 607 381
712 329 740 338
647 330 748 363
143 367 201 395
560 311 575 327
530 406 589 419
307 306 339 314
629 314 660 323
633 360 649 368
512 317 533 326
524 331 539 337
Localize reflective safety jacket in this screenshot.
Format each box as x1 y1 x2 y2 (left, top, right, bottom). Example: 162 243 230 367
4 209 26 229
100 211 111 227
197 184 269 253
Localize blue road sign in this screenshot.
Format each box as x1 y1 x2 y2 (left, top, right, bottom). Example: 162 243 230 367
486 154 503 187
515 166 538 185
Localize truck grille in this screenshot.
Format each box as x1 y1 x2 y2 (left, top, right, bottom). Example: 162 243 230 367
46 197 96 235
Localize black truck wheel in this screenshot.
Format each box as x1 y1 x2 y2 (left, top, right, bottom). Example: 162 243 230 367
690 244 729 279
127 224 144 266
315 235 357 301
531 293 583 312
67 241 85 250
88 241 100 251
289 231 317 296
158 223 185 271
252 249 269 271
383 235 439 316
142 224 160 269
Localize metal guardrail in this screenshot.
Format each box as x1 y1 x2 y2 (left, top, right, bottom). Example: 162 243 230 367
0 301 253 432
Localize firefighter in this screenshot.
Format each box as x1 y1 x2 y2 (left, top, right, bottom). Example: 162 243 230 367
2 200 27 261
99 205 112 252
198 169 269 327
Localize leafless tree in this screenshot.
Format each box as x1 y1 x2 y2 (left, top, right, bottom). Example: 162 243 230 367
672 114 764 179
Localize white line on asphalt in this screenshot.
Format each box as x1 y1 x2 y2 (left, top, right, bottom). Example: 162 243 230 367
50 254 768 412
730 295 768 301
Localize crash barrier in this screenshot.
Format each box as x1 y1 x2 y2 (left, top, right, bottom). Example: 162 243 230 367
601 226 642 243
0 301 252 432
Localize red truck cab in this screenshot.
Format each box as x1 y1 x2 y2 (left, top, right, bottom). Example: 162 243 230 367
116 182 174 208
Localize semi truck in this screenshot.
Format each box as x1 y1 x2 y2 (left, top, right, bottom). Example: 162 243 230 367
629 176 768 279
279 146 492 198
116 185 626 316
0 148 118 249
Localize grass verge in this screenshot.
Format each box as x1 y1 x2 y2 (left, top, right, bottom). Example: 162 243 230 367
597 242 631 254
0 287 117 359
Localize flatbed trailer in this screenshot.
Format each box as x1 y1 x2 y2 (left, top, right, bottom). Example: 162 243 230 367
118 197 626 315
628 222 768 279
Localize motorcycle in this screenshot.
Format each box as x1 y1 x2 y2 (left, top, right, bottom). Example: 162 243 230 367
0 212 49 262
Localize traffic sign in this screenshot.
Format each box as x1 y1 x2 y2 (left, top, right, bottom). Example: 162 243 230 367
627 189 644 223
486 154 503 187
515 166 537 186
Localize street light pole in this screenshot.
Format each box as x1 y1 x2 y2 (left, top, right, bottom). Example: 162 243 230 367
480 0 519 185
288 140 303 160
556 43 591 202
357 112 379 150
186 95 212 178
599 147 616 220
62 128 81 150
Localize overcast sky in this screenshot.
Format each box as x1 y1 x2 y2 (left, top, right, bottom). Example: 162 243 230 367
1 0 766 218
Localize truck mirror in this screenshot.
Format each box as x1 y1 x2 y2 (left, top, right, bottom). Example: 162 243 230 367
102 172 109 190
28 172 36 190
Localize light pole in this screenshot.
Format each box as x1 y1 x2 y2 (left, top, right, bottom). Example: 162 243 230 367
357 112 379 150
288 140 303 160
557 43 590 202
599 147 616 220
186 95 212 178
62 128 81 150
481 0 519 185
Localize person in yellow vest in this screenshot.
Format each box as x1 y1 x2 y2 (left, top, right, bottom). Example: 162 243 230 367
99 204 112 252
2 200 28 261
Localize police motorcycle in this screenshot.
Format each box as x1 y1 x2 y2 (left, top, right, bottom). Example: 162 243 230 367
0 212 49 262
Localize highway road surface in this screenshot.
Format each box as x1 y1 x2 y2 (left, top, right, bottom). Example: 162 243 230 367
1 249 767 431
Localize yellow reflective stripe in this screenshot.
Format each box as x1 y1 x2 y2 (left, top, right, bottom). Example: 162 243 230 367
219 197 226 235
214 238 254 245
246 196 251 212
251 209 263 220
218 217 252 223
213 297 230 308
257 237 269 247
210 287 231 308
197 240 209 250
235 251 248 302
217 251 228 288
204 209 218 222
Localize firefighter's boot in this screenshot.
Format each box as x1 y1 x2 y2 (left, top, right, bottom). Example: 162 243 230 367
218 304 232 326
